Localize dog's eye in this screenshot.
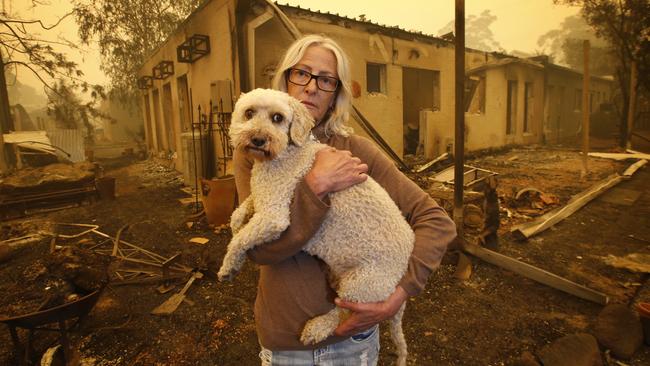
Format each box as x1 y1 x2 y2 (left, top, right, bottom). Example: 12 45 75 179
271 113 284 123
244 109 255 120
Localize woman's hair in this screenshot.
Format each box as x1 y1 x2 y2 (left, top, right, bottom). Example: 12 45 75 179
271 34 353 137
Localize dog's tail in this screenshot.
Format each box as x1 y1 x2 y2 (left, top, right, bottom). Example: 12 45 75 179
390 302 408 366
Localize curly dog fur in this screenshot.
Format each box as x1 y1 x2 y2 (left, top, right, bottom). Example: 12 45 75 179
218 88 414 365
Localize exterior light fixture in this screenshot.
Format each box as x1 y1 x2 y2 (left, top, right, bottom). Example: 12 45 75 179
177 34 211 63
152 61 174 79
137 76 153 89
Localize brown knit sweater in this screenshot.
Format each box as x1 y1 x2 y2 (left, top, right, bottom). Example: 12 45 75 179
233 128 457 350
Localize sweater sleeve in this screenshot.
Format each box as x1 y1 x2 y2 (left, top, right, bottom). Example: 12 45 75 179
232 149 331 265
350 137 457 297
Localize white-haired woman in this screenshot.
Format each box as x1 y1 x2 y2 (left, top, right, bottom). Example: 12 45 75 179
233 34 456 365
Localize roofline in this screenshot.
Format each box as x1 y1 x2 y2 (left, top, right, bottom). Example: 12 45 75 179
467 57 614 83
139 0 510 72
276 2 508 57
143 0 602 83
467 58 544 74
543 62 614 82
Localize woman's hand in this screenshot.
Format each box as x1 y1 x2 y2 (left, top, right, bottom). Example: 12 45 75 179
305 147 368 200
333 286 409 337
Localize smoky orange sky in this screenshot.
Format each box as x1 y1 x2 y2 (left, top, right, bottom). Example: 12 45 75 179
9 0 581 96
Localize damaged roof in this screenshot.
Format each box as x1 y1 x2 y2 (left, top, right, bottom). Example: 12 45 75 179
276 2 451 46
467 55 615 82
467 57 545 74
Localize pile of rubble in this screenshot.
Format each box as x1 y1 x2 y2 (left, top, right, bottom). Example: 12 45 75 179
0 244 109 319
0 162 98 219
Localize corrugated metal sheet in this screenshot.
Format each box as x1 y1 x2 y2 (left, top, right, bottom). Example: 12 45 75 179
47 129 85 162
3 131 56 154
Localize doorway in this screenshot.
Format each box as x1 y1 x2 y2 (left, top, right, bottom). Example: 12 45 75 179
402 67 439 155
143 94 154 150
506 80 518 135
177 75 191 132
162 83 176 152
152 89 165 150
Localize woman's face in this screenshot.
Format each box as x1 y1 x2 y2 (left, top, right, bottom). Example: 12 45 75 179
286 45 339 124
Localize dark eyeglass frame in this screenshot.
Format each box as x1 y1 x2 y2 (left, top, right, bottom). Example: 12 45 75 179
286 68 340 92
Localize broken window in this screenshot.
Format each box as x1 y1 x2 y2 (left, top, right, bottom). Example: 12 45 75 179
506 80 517 135
524 82 533 133
467 75 486 114
367 62 386 94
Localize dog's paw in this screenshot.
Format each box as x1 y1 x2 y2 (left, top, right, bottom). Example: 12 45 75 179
217 267 237 282
300 315 337 345
300 325 327 345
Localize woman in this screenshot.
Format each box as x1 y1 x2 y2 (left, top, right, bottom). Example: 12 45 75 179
233 34 456 365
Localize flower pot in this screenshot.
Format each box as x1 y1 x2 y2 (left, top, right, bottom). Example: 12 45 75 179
200 176 237 226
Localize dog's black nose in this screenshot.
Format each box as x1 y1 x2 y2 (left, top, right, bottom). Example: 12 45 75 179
251 137 266 147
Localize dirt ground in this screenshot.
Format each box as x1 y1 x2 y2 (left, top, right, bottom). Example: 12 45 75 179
1 141 649 365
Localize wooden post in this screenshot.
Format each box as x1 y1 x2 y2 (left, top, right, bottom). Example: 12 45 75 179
626 60 637 150
581 40 590 179
0 52 12 171
0 123 7 172
454 0 470 280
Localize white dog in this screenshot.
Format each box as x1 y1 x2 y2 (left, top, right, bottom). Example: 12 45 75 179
218 89 414 365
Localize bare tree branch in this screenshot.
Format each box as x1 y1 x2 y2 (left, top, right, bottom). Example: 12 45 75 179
1 20 37 61
4 60 58 94
1 11 74 31
0 41 30 54
0 34 77 48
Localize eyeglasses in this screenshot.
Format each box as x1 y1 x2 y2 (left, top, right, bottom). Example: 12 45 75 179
287 68 340 92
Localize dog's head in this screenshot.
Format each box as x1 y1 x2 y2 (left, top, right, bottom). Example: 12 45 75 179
229 89 314 161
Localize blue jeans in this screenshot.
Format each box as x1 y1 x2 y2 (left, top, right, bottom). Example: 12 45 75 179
259 325 380 366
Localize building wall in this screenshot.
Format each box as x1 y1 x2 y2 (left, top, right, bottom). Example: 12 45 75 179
253 10 497 159
465 67 508 151
138 0 238 175
252 17 410 155
420 61 614 157
545 68 613 143
502 64 545 145
422 63 545 157
138 1 616 178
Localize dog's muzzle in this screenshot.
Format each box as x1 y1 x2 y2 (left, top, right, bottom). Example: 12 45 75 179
244 134 271 158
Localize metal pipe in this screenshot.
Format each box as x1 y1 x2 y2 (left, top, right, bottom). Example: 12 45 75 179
192 106 200 213
198 105 205 181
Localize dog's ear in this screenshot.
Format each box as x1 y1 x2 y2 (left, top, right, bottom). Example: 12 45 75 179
288 97 314 146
